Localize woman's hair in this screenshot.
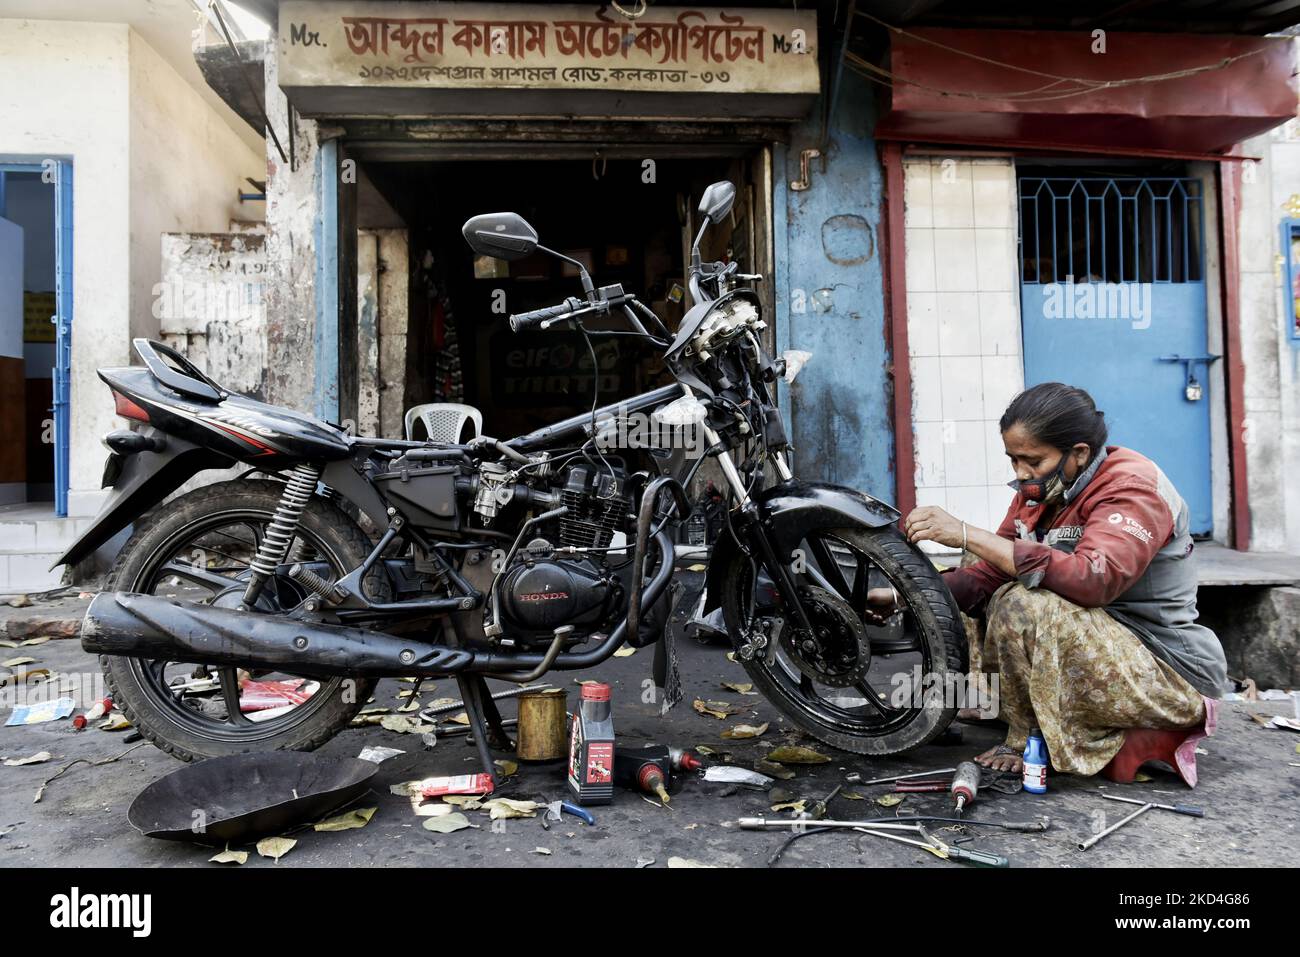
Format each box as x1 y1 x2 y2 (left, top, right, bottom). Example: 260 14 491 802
999 382 1108 454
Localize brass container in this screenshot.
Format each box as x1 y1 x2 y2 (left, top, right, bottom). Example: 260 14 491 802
515 688 569 762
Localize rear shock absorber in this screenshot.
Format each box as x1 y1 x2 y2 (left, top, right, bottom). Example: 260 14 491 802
240 462 321 609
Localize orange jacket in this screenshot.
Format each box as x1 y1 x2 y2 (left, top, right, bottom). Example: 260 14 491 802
944 446 1226 696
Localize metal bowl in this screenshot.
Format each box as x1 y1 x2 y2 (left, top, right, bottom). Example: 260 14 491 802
128 751 378 845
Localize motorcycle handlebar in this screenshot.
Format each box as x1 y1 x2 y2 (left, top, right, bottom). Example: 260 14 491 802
508 296 585 333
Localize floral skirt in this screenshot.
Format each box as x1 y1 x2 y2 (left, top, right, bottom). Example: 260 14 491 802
962 581 1206 775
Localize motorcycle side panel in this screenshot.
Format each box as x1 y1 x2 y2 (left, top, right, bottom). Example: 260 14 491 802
53 429 235 570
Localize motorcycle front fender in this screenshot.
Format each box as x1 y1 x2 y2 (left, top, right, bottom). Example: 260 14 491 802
53 429 234 571
702 480 901 613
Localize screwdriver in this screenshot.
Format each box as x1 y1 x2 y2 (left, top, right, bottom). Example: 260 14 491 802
950 761 980 816
1101 794 1205 817
806 784 842 821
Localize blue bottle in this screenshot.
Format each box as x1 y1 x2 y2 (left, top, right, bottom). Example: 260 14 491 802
1022 728 1048 794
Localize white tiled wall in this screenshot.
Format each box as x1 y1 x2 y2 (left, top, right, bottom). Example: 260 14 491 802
904 157 1025 553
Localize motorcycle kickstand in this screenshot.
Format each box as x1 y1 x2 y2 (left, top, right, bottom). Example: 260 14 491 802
454 675 503 788
474 675 516 752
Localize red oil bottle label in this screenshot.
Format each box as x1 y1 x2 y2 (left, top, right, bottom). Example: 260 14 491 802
585 742 613 784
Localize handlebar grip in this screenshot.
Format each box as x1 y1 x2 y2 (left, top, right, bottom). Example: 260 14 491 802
508 298 580 333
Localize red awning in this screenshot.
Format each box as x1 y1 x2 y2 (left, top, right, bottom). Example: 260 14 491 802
873 29 1298 157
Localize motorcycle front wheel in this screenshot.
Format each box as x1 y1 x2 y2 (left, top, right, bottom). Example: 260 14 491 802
719 523 968 756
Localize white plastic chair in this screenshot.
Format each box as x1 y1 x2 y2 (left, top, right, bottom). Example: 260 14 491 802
404 403 483 444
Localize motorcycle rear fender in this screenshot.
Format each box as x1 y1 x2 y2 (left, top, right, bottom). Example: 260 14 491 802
53 429 235 571
702 480 901 613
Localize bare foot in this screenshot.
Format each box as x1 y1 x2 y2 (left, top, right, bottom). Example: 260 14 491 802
956 707 983 721
975 744 1023 774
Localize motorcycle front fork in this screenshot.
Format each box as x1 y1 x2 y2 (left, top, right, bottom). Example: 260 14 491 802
690 414 810 633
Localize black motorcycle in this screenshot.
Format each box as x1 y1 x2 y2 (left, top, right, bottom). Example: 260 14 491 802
61 180 966 772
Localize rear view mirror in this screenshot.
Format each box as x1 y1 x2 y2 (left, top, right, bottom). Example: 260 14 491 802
461 212 539 261
698 181 736 223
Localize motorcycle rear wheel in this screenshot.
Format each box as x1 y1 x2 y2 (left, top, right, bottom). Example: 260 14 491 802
99 479 386 762
719 523 967 756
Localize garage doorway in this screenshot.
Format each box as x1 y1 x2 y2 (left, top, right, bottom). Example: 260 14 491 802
357 153 771 441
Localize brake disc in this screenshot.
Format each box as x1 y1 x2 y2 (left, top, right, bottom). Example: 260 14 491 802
780 585 871 688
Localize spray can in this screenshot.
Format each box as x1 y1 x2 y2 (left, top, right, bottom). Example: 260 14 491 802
568 682 615 806
1022 727 1048 794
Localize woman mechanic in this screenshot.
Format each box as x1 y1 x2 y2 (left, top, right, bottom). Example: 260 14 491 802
893 382 1226 783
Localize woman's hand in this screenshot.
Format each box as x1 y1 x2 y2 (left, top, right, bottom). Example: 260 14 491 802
863 586 899 625
904 506 965 548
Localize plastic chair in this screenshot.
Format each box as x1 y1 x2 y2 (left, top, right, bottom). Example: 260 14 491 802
404 403 483 444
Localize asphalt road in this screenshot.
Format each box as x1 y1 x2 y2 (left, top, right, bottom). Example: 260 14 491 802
1 603 1297 869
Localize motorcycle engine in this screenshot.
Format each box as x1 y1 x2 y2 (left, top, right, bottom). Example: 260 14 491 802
453 462 633 648
498 543 622 637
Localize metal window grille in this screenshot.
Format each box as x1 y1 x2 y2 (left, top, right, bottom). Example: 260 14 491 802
1019 177 1204 285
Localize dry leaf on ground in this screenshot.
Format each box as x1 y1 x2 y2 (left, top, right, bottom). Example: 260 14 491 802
721 722 769 740
256 836 297 861
314 807 377 832
765 745 831 765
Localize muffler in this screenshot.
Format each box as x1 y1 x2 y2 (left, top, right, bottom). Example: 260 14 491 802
81 592 474 677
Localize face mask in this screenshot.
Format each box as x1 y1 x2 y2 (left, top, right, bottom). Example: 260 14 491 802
1013 454 1072 505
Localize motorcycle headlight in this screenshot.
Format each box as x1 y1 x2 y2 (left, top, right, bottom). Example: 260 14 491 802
653 394 708 427
696 299 760 347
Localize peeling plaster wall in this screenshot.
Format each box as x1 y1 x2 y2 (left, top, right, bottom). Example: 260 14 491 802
776 71 894 500
262 48 322 414
128 27 264 349
1272 118 1300 554
375 228 410 440
1239 94 1300 554
1238 129 1293 552
158 231 267 398
356 229 380 437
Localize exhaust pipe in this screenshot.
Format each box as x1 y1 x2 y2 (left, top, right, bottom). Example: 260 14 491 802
82 529 677 679
81 592 474 677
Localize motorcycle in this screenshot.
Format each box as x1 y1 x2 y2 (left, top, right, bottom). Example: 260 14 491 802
61 180 966 773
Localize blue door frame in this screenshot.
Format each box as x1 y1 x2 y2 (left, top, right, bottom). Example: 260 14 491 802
313 140 340 424
0 160 72 516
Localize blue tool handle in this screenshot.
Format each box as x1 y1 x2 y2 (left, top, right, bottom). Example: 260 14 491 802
1172 804 1204 817
560 802 596 825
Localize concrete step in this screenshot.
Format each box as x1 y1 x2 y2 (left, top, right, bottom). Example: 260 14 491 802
0 511 92 593
0 552 68 593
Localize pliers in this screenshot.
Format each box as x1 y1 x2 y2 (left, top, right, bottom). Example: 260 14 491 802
540 799 596 830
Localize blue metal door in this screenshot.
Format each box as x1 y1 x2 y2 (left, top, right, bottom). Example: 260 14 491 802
1019 177 1212 534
